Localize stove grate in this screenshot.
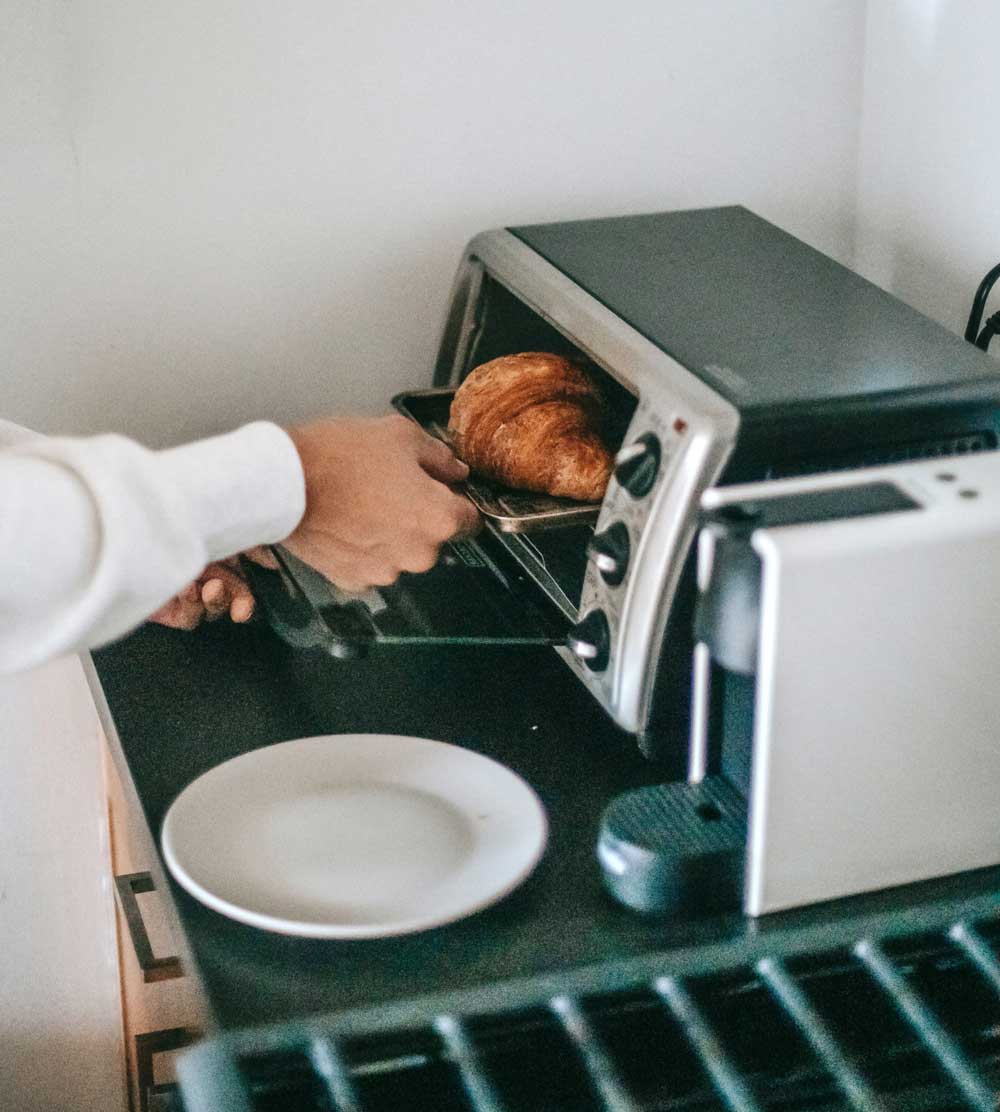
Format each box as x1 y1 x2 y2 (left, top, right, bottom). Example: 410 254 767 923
177 912 1000 1112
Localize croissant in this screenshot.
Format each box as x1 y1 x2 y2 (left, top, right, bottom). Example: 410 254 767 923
448 352 613 502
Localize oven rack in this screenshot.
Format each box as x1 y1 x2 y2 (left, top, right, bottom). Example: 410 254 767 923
177 901 1000 1111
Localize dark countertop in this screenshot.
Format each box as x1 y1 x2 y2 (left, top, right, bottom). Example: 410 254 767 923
90 620 1000 1037
91 620 676 1032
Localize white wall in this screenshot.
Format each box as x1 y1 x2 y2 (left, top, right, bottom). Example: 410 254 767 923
854 0 1000 342
1 0 866 447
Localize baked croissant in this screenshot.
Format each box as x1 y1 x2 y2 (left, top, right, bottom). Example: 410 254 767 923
448 352 613 502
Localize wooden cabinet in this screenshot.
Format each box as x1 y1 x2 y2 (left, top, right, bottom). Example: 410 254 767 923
102 730 207 1112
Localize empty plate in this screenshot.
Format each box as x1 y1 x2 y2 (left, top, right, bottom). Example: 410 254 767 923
160 734 547 938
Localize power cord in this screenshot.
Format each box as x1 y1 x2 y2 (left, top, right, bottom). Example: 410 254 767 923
974 311 1000 353
965 262 1000 351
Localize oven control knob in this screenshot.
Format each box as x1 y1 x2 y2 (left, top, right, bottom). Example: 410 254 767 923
568 609 611 672
588 522 630 586
614 433 662 498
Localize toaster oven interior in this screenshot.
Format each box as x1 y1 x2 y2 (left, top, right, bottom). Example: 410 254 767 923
458 274 636 408
392 387 628 622
436 271 639 620
464 274 639 432
463 275 583 374
388 270 642 630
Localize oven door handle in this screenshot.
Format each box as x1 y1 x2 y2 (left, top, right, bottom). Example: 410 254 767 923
239 550 368 660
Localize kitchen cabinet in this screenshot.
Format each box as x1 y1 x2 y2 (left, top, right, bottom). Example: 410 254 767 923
102 723 206 1112
0 648 206 1112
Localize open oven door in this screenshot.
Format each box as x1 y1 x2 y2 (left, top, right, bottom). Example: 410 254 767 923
241 384 612 659
241 538 569 660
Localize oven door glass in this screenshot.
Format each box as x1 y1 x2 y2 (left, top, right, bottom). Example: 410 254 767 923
241 541 569 660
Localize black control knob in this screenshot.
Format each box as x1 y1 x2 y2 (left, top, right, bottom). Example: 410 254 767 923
614 433 662 498
588 522 630 586
568 609 611 672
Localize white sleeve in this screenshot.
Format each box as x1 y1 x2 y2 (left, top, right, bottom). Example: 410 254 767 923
0 421 305 673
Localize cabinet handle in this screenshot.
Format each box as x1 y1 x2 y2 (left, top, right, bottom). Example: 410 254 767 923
114 871 183 983
136 1027 198 1112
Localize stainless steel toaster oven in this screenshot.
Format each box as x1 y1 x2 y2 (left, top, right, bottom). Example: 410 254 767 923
250 206 1000 767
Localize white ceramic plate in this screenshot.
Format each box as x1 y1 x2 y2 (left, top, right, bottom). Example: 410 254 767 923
160 734 547 938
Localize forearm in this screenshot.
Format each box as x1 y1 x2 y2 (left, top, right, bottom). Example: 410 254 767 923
0 422 304 672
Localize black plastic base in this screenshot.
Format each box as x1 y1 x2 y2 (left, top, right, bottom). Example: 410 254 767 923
598 776 747 916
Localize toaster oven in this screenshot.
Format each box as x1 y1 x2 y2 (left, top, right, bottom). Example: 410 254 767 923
249 206 1000 766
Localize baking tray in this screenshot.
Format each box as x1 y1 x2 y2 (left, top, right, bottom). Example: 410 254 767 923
392 388 603 533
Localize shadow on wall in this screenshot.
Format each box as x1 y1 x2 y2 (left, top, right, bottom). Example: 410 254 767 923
854 226 1000 360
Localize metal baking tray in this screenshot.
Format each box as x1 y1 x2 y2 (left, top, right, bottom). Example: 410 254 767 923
392 388 603 533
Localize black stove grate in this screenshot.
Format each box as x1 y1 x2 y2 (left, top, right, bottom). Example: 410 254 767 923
178 913 1000 1112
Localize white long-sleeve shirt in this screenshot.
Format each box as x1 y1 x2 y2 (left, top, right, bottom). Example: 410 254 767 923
0 420 305 672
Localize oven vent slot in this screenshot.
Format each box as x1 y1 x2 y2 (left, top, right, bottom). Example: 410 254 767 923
768 431 998 480
178 914 1000 1111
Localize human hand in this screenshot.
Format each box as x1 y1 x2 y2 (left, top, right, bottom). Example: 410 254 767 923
281 415 479 591
149 559 255 630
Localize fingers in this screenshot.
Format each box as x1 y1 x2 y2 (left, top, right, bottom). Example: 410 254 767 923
281 413 480 595
199 562 255 623
420 473 481 542
200 577 227 618
148 592 204 631
424 499 480 545
415 430 470 485
406 426 477 535
148 559 259 632
230 594 255 623
447 490 481 538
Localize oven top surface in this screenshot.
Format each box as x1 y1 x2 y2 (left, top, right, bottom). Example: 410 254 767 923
510 207 1000 413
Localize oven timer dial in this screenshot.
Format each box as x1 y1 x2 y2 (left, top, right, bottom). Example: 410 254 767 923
587 522 630 586
568 609 611 672
614 433 661 498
